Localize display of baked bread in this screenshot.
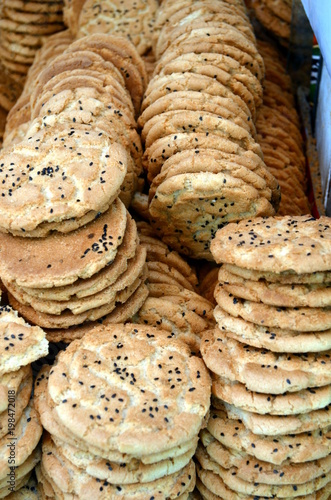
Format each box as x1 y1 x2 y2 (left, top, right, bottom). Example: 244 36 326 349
0 0 328 498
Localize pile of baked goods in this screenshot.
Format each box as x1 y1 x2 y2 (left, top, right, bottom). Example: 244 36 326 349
256 39 311 216
133 221 215 355
196 215 331 498
0 33 152 343
0 0 328 498
246 0 292 45
34 324 210 498
0 305 48 496
0 0 65 82
139 0 282 260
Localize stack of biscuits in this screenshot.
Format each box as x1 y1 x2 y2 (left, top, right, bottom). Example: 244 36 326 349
133 221 215 355
63 0 158 57
139 0 280 260
0 305 48 497
0 0 65 82
196 215 331 498
0 34 149 341
2 29 74 149
34 323 211 498
256 39 311 216
247 0 292 45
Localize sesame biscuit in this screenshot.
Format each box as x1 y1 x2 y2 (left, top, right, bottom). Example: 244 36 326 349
0 122 127 235
0 64 23 113
55 436 196 485
142 72 254 122
154 51 262 116
218 265 331 308
150 149 280 207
18 213 137 301
196 477 331 500
45 283 149 343
0 58 30 76
215 286 331 332
32 72 134 120
214 306 331 353
147 262 196 292
156 9 255 58
137 223 199 288
134 290 215 355
47 324 210 455
222 401 331 436
0 400 42 481
200 429 331 486
35 365 200 465
0 364 31 413
66 34 148 116
201 328 331 394
196 460 330 499
30 48 131 106
0 373 32 440
149 171 276 259
142 132 259 184
223 263 331 285
0 31 43 47
34 81 135 129
156 26 264 82
32 94 142 194
76 0 158 57
196 444 331 496
149 151 275 205
0 473 36 498
0 46 35 66
0 448 40 490
153 0 249 38
141 112 262 153
257 105 303 152
67 34 148 93
138 91 255 136
210 215 331 274
0 198 127 289
42 434 196 499
212 377 331 415
0 306 48 375
207 407 331 465
8 266 147 328
5 245 146 316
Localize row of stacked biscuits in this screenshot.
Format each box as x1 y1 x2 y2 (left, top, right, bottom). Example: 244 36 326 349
196 215 331 499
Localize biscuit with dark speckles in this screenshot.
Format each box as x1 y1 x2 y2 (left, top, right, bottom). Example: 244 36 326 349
0 198 127 289
201 328 331 394
0 306 48 375
215 286 331 332
0 121 127 235
211 215 331 274
212 376 331 415
47 324 210 456
214 306 331 353
207 407 331 465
